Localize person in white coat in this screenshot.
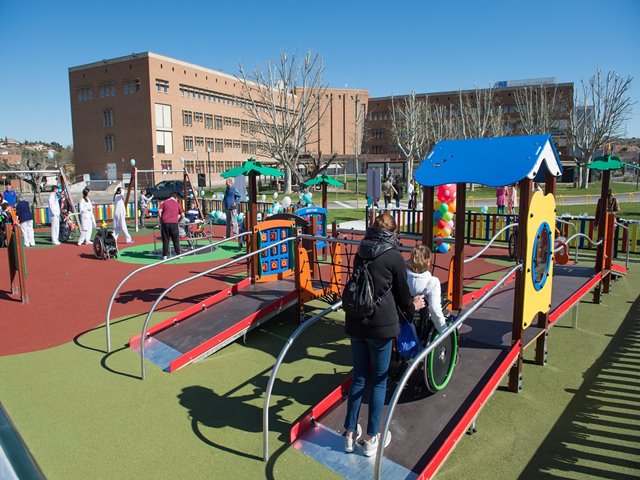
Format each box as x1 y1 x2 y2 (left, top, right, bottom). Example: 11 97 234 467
48 185 61 245
112 187 133 243
77 187 96 246
405 244 447 334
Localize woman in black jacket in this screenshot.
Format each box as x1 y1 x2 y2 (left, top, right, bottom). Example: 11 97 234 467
343 212 425 456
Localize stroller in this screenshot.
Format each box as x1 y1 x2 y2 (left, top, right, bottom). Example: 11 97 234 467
93 227 118 260
390 300 459 393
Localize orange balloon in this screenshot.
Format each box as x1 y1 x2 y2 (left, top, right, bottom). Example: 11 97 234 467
448 202 456 214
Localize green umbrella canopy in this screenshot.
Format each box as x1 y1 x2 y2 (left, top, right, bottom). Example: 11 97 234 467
221 158 284 178
588 154 640 172
303 173 344 187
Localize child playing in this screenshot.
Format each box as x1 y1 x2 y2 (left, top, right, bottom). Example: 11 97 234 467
405 244 447 334
138 188 153 228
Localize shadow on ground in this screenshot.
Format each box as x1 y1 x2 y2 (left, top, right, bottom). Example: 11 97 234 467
519 294 640 479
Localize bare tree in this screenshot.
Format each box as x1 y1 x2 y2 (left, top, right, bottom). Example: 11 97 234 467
8 149 62 206
459 84 500 139
237 51 329 193
429 103 462 144
390 91 430 190
514 84 559 135
567 69 635 188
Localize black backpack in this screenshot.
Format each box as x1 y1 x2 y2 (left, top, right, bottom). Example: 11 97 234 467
342 259 391 318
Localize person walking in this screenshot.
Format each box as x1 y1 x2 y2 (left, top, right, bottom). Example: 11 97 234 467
496 186 507 215
392 177 403 208
112 187 133 244
507 184 518 215
14 194 35 247
343 212 425 456
222 178 241 242
48 185 61 245
158 191 184 259
595 188 621 224
137 188 153 228
381 177 396 209
77 188 96 246
407 179 416 209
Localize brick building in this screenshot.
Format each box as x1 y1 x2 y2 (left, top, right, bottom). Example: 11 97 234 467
68 52 367 186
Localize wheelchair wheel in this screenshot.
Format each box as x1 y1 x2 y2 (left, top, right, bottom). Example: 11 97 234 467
59 221 71 243
423 329 458 393
93 235 106 259
508 231 517 259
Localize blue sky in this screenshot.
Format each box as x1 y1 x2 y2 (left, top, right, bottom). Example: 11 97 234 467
1 0 639 147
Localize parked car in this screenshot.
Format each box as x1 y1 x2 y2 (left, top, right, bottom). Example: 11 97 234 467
146 180 193 201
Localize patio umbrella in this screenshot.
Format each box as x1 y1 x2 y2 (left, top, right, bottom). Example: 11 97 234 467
220 159 283 277
588 154 639 172
303 173 344 209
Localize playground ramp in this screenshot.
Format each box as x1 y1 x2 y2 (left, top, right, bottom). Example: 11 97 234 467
129 276 298 372
289 264 611 480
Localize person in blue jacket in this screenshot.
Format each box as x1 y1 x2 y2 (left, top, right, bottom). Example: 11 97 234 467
222 178 241 241
3 184 17 207
14 194 35 247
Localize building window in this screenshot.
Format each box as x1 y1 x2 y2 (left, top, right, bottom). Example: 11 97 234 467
233 139 241 149
196 161 205 174
160 160 172 170
183 136 194 151
241 141 249 154
206 137 214 151
372 129 384 139
249 142 257 154
183 110 193 127
104 135 115 152
156 130 173 154
232 118 240 127
215 139 224 153
195 136 204 147
100 82 116 97
194 112 203 123
156 79 169 93
205 114 213 129
214 115 223 130
241 120 248 133
78 86 93 101
103 109 113 127
224 116 232 126
370 145 385 154
123 79 140 95
155 103 172 128
184 160 195 173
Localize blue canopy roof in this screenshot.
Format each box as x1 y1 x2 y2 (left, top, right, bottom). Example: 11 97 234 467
414 134 562 188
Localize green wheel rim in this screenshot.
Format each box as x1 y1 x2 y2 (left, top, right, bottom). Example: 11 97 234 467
426 329 458 391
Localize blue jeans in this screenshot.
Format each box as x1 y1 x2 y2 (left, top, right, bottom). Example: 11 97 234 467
344 337 393 436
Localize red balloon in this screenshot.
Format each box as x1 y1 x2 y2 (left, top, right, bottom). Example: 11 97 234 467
437 219 446 229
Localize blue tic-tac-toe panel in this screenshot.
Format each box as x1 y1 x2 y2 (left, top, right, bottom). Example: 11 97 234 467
259 226 294 277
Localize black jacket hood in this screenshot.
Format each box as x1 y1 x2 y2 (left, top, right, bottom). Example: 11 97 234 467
358 227 399 260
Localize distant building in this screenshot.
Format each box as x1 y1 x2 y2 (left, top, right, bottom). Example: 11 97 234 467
68 52 367 186
364 80 574 181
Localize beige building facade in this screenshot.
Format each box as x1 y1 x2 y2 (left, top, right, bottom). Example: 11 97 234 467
69 52 368 186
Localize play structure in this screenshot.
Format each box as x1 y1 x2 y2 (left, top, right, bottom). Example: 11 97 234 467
261 134 628 479
105 159 347 379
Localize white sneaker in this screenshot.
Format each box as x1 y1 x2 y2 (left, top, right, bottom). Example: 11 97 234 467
344 424 362 453
363 432 391 457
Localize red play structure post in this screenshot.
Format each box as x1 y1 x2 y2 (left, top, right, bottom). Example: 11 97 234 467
509 177 532 392
594 169 612 302
452 183 466 310
248 174 259 281
422 186 434 247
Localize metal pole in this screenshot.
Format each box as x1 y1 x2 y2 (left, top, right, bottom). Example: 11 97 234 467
207 148 212 189
355 96 360 209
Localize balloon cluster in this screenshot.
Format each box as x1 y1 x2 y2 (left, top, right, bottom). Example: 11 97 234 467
433 184 457 253
209 210 227 224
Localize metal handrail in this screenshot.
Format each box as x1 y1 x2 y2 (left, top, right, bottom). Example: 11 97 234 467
463 222 518 264
374 263 523 480
615 221 630 270
138 235 296 379
262 300 343 461
104 230 252 352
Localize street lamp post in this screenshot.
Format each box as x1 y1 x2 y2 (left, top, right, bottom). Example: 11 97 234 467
207 147 212 189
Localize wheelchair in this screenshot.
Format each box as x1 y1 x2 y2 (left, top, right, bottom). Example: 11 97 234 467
59 212 78 243
93 227 118 260
391 301 459 393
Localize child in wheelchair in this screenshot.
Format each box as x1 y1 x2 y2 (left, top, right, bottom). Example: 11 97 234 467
392 244 458 393
405 244 448 334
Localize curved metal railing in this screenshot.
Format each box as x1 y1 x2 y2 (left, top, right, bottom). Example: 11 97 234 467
262 300 343 461
463 222 519 264
138 235 295 380
104 231 252 352
615 222 630 270
374 263 523 480
555 218 579 263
